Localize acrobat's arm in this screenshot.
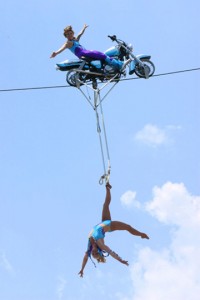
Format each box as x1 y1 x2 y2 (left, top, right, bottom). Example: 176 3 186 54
78 252 88 278
97 239 129 266
76 24 89 41
50 43 68 58
108 249 129 265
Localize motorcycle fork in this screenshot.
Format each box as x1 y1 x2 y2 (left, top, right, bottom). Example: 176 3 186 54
129 55 150 79
74 61 87 86
79 61 87 70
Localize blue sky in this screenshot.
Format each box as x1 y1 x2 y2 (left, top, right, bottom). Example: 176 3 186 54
0 1 200 299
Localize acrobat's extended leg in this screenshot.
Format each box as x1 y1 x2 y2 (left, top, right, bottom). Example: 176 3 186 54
75 48 107 60
101 183 112 221
75 48 123 70
110 221 149 239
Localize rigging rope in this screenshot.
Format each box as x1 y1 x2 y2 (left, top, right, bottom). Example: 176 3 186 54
1 66 199 184
93 88 111 185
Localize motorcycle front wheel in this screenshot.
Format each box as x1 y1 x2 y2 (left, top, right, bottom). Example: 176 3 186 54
66 70 85 87
134 59 155 78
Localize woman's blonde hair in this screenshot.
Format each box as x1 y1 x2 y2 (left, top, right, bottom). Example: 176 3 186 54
96 255 106 263
63 25 74 37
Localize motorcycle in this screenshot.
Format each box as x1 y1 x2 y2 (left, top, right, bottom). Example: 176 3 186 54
56 35 155 87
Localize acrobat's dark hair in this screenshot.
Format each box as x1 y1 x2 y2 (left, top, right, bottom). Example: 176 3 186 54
63 25 74 37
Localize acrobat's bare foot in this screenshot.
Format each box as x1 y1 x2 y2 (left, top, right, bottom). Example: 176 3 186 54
106 182 112 189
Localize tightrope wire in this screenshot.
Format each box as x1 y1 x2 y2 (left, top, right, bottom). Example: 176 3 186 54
0 67 199 93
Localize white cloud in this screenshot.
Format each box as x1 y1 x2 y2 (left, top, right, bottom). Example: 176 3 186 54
146 182 200 227
166 124 182 131
123 182 200 300
134 124 168 147
134 124 182 148
56 276 67 300
120 190 141 208
0 251 15 275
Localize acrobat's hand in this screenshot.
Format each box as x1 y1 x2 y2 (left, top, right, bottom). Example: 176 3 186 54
78 270 84 278
121 260 129 266
50 52 57 58
141 233 149 239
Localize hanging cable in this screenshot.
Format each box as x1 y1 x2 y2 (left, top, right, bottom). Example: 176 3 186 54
98 92 111 183
92 87 111 185
95 107 107 182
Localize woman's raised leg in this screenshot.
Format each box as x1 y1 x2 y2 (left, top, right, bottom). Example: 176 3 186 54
101 183 112 221
110 221 149 239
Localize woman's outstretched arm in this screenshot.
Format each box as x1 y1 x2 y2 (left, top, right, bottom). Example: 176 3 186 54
50 43 68 58
78 252 88 277
97 239 129 266
76 24 89 41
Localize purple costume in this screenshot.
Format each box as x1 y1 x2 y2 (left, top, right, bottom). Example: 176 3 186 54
69 40 123 70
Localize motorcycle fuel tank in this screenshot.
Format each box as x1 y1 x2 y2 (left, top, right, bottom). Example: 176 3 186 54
104 46 120 57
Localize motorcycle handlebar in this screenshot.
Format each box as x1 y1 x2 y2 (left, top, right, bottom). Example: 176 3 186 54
108 35 127 47
108 35 117 41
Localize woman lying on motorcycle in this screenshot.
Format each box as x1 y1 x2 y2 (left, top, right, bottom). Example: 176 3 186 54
50 24 123 70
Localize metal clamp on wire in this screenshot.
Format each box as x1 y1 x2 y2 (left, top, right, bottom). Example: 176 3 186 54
99 168 111 185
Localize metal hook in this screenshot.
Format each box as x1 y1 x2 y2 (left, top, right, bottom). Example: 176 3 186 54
99 169 111 185
99 174 106 185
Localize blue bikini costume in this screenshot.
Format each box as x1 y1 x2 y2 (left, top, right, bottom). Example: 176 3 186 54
87 220 112 258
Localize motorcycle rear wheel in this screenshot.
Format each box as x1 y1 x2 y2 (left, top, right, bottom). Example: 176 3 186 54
134 59 155 78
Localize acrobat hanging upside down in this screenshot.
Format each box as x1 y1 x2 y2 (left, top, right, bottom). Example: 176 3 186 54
78 182 149 277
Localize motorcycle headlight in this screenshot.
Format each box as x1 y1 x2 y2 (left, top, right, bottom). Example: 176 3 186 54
128 43 133 51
